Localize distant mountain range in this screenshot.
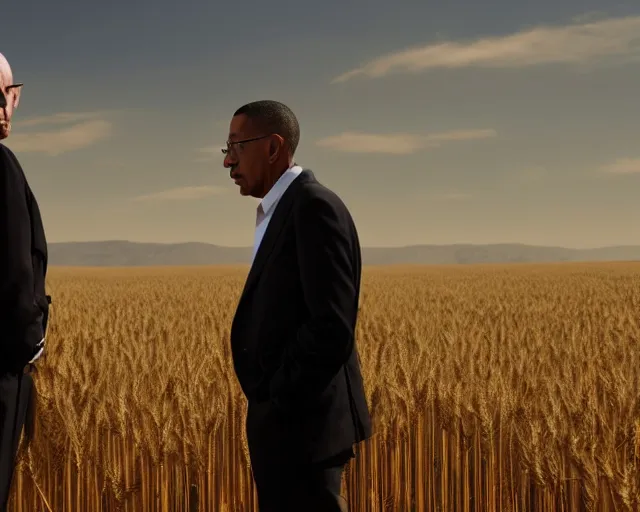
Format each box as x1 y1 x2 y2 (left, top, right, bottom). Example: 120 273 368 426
47 241 640 266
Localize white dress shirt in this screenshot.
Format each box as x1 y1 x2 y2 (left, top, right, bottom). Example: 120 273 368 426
252 165 303 263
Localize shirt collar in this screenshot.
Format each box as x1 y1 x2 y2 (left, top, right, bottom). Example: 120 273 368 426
259 165 303 217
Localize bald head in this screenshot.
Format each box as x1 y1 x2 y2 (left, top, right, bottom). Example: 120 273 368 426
0 53 10 109
0 52 19 140
0 53 11 84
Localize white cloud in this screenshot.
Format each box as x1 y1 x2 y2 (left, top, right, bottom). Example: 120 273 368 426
132 185 229 202
600 158 640 174
315 129 496 154
6 119 112 155
332 15 640 83
14 111 107 128
193 145 226 163
421 129 498 143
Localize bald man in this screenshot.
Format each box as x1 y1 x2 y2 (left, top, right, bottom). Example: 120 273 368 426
0 52 50 511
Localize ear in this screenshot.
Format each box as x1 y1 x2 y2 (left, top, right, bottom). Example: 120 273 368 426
268 135 284 164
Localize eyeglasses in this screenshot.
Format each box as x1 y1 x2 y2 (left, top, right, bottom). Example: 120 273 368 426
1 83 23 108
221 134 271 157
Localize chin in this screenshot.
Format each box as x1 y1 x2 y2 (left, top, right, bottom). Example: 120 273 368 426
239 184 253 196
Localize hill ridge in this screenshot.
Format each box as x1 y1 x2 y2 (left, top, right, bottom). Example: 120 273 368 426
47 241 640 266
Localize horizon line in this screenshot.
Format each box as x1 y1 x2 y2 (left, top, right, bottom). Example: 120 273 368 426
47 240 640 251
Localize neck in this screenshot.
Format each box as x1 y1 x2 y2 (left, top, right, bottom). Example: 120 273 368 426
275 161 293 178
259 162 293 198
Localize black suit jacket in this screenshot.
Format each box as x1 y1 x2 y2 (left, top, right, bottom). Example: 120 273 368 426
0 143 49 374
230 169 372 463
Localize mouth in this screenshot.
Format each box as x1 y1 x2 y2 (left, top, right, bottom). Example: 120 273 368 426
230 168 242 184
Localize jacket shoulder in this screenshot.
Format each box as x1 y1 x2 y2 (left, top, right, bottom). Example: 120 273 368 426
296 174 348 211
0 143 10 166
0 142 17 162
0 143 23 181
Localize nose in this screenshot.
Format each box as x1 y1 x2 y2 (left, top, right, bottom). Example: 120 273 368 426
223 152 237 169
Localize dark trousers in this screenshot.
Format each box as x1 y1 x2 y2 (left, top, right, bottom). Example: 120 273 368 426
0 371 33 512
246 400 352 512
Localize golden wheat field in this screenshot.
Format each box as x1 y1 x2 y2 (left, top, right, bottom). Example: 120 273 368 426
5 262 640 512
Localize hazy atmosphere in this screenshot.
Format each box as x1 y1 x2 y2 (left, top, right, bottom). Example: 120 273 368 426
4 3 640 511
3 0 640 248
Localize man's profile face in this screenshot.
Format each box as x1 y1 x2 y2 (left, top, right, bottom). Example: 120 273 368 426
223 114 271 198
0 55 20 140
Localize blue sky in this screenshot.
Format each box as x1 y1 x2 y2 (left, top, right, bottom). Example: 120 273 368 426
2 0 640 248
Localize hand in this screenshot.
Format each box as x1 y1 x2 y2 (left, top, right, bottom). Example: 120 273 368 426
28 338 45 364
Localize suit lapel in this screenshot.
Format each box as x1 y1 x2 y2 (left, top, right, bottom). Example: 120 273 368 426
238 169 315 306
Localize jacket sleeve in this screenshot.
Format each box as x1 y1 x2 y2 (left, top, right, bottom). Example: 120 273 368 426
268 191 358 411
0 148 43 369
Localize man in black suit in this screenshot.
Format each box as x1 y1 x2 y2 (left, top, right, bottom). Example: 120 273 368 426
223 100 372 511
0 53 50 511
